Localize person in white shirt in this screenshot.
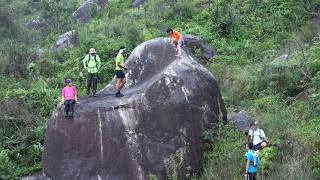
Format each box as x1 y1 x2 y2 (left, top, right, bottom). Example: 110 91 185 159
248 122 268 151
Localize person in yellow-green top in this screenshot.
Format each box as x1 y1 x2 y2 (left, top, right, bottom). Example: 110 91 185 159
83 48 101 97
115 46 128 97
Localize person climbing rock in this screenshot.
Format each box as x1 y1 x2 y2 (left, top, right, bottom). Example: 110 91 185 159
115 46 128 97
248 122 268 151
61 79 78 118
245 142 260 180
166 28 184 57
83 48 101 97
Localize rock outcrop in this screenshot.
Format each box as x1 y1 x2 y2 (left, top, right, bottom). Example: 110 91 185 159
132 0 145 8
43 38 227 180
183 34 216 63
26 20 48 30
73 0 108 24
52 30 79 51
232 111 254 132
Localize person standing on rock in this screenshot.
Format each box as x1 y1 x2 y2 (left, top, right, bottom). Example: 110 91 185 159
61 79 78 118
167 28 184 57
245 142 260 180
115 46 128 97
248 122 268 151
83 48 101 97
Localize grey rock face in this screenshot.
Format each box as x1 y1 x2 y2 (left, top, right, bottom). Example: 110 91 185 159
132 0 145 7
21 172 51 180
184 34 216 63
232 111 254 132
73 0 108 24
43 38 227 180
52 30 79 51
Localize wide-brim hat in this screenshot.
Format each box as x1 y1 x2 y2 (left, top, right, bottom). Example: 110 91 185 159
89 48 96 54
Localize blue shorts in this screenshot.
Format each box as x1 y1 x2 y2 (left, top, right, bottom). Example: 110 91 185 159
115 70 125 79
178 39 184 47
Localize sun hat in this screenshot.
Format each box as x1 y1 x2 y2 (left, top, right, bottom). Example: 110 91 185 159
89 48 96 54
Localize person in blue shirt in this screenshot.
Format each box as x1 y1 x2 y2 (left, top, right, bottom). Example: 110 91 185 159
245 142 260 180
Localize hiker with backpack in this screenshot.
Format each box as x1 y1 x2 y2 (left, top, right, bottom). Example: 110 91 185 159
248 122 268 151
115 46 128 97
83 48 101 97
166 28 184 57
245 142 260 180
61 79 78 118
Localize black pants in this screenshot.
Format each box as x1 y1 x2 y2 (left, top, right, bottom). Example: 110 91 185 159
247 173 256 180
87 73 98 95
64 100 75 116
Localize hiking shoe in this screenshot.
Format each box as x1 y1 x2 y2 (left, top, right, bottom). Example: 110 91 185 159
64 114 68 118
93 94 97 97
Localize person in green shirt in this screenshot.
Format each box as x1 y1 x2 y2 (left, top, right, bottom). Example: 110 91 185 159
115 46 128 97
83 48 101 97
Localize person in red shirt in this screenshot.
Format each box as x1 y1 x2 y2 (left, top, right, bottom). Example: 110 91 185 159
167 28 184 57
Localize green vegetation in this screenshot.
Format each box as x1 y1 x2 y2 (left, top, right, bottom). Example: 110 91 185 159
1 0 320 179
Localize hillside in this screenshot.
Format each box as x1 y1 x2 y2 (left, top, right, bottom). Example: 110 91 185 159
1 0 320 179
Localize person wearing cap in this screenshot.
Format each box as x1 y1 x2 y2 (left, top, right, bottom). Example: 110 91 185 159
115 46 128 97
166 28 184 57
61 79 78 118
83 48 101 97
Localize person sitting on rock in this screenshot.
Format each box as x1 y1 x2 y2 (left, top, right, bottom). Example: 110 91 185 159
115 46 128 97
83 48 101 97
166 28 184 57
248 122 268 151
245 142 260 180
61 79 78 118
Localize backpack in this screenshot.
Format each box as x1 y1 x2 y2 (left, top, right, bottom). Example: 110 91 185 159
248 151 259 167
250 129 264 142
85 54 98 68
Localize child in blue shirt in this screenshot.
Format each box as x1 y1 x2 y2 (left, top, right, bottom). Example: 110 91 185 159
245 142 259 180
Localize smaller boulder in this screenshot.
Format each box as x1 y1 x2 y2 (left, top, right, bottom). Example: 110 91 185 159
132 0 145 7
232 111 254 132
26 20 47 30
183 34 216 63
52 30 79 52
31 49 44 60
73 0 108 24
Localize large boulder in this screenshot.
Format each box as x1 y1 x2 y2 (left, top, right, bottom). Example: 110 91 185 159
43 38 227 180
73 0 108 24
52 30 79 51
183 34 216 63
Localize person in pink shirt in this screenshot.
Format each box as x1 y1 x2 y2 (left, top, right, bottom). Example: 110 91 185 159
61 79 78 118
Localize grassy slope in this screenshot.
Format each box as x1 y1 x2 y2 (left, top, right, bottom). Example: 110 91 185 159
1 0 320 179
